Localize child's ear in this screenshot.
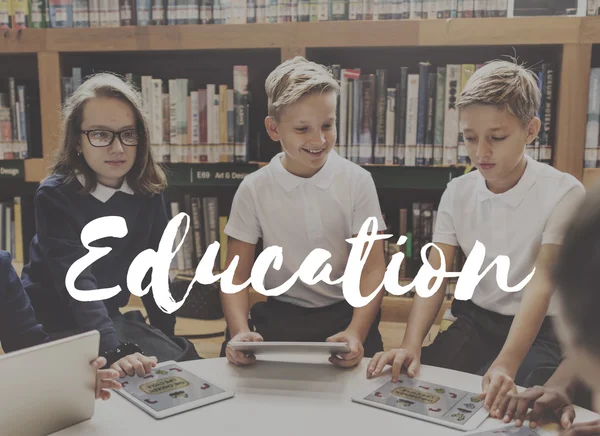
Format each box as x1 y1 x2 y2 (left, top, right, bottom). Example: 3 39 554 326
264 116 281 142
526 117 542 144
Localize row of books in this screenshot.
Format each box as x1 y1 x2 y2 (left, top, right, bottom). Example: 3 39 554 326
0 78 32 160
62 66 251 164
2 0 586 29
384 202 464 299
330 62 554 167
584 68 600 168
0 198 25 272
168 195 226 274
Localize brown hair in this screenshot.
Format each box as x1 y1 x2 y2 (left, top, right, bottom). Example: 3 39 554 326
456 60 541 126
50 72 167 196
265 56 340 120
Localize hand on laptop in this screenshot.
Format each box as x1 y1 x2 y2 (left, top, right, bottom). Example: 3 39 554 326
111 352 158 378
92 357 121 401
327 330 363 368
226 331 263 366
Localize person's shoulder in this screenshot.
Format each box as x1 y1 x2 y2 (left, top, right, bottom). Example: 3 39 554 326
443 168 478 193
36 173 76 197
534 161 584 192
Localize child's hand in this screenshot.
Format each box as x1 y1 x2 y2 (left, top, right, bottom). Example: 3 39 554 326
226 331 263 366
503 385 575 429
91 357 121 401
366 346 421 382
326 330 363 368
481 365 517 419
561 419 600 435
111 353 158 378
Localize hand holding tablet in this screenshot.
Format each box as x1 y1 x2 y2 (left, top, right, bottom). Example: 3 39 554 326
227 341 351 356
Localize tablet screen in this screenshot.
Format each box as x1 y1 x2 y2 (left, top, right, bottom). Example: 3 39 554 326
364 376 486 426
118 363 225 412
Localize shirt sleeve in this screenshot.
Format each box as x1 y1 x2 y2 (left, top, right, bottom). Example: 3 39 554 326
0 251 50 353
432 181 459 247
352 172 387 235
224 178 262 244
34 186 119 352
141 193 176 337
542 184 587 245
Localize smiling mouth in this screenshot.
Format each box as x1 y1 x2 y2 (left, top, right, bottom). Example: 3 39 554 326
303 148 325 156
106 160 126 165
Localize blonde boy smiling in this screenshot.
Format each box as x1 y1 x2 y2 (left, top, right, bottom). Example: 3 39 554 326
368 60 585 419
220 57 387 368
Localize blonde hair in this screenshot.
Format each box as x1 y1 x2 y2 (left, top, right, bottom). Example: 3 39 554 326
456 60 541 125
265 56 340 120
51 72 167 196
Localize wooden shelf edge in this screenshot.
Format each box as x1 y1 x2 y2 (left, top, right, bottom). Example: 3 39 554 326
0 17 589 54
583 168 600 189
24 158 48 182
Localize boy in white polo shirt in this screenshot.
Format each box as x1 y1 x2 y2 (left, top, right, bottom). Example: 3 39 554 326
220 56 387 368
367 60 585 419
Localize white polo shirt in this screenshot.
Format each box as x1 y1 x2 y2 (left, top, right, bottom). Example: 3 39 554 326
433 154 585 316
224 149 386 308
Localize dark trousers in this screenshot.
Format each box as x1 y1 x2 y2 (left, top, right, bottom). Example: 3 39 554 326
220 297 384 358
421 299 563 387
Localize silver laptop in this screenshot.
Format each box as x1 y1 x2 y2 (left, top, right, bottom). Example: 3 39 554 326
0 330 100 436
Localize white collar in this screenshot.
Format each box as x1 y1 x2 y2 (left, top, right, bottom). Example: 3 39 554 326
270 149 339 192
76 173 135 203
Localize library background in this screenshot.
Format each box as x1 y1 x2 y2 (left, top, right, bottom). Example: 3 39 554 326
1 0 600 356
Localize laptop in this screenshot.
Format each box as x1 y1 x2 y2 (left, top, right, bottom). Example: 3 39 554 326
0 330 100 436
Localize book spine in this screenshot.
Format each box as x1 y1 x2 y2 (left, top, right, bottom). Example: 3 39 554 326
385 87 396 165
416 62 429 167
433 66 445 166
443 64 460 166
425 71 436 167
405 74 419 167
374 69 387 164
457 64 474 165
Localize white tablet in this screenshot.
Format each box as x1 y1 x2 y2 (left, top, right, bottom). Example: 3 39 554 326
228 341 350 355
114 360 234 419
464 422 556 435
352 375 489 432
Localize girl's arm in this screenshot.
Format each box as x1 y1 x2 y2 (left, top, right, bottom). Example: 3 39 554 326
140 193 176 337
34 186 120 352
0 251 50 353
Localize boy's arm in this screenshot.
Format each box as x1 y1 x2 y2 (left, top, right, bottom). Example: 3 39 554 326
220 237 256 337
328 237 386 366
402 243 457 349
368 243 456 380
484 185 586 416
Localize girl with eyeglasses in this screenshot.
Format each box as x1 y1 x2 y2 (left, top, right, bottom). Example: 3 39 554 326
19 73 187 375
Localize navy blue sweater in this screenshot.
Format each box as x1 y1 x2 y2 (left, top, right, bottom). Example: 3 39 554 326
0 251 50 353
21 174 175 352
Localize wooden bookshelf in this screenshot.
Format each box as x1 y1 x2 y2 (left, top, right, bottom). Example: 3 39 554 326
0 17 586 53
1 17 595 183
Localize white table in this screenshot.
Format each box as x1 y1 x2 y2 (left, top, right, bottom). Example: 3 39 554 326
52 355 600 435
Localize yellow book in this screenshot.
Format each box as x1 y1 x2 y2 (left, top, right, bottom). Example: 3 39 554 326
219 216 228 272
461 64 475 90
13 197 23 264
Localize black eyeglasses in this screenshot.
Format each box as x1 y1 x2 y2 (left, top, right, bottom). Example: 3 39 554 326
80 129 140 147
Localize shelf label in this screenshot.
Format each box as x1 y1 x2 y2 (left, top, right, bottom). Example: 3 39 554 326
0 160 24 180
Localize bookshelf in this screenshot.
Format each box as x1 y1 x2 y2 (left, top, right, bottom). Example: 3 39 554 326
1 17 598 320
0 17 596 183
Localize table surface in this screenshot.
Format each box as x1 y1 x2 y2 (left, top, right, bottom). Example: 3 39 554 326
51 355 599 436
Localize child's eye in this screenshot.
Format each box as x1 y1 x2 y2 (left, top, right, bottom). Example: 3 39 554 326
492 136 507 141
323 124 332 129
295 127 308 133
464 137 475 142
